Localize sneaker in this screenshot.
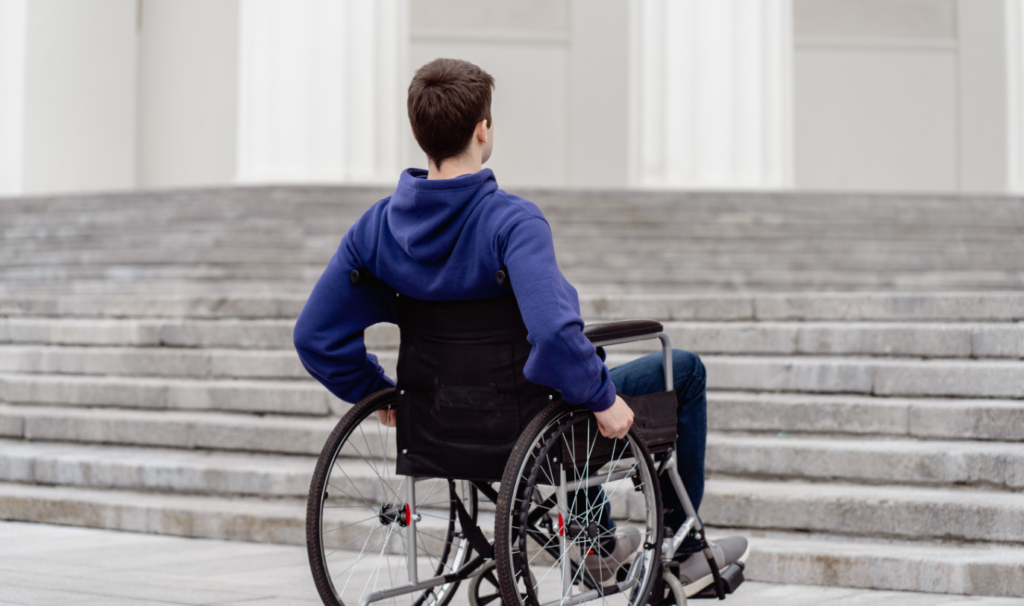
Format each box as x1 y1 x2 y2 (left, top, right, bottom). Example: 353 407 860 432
675 535 749 596
581 526 641 583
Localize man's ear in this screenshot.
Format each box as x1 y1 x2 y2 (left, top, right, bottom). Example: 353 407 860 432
476 120 489 143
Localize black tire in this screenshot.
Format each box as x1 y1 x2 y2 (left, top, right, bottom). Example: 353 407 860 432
494 401 663 606
306 388 475 606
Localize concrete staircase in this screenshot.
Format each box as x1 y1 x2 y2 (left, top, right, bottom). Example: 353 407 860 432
1 187 1023 598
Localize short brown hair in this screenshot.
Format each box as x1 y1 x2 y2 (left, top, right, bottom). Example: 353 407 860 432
408 58 494 167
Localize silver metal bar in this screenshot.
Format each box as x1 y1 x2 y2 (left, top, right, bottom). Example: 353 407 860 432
562 467 634 492
356 575 449 606
665 452 701 528
557 466 571 600
657 331 673 392
406 479 418 584
539 578 638 606
669 516 697 555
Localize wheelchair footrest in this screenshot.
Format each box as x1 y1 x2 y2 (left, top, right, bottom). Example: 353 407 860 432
690 562 745 599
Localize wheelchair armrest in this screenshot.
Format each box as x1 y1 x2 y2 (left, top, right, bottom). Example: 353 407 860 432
584 319 664 346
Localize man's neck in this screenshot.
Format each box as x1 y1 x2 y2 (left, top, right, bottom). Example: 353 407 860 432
427 155 482 180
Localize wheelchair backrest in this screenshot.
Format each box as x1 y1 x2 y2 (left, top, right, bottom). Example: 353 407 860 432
393 291 554 482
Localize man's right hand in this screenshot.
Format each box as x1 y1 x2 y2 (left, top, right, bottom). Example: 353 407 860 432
593 395 633 439
376 408 397 427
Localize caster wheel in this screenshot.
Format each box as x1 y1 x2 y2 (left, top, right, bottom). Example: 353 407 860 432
469 560 537 606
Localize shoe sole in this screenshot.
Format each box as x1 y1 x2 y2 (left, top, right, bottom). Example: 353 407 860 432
681 542 751 598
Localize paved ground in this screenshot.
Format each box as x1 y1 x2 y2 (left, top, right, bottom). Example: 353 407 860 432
1 521 1021 606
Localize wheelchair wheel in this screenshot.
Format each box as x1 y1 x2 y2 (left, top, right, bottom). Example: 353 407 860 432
307 388 477 606
494 402 663 606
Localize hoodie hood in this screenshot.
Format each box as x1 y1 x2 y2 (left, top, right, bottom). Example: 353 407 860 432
386 168 499 264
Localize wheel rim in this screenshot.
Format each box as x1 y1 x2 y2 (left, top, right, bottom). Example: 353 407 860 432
315 401 475 606
505 409 660 606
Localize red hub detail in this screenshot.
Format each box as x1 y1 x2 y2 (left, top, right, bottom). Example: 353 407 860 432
558 513 564 537
404 503 411 526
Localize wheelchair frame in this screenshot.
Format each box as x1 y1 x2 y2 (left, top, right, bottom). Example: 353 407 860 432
309 323 730 606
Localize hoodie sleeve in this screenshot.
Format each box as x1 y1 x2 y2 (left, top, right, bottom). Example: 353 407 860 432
501 216 617 412
293 232 398 404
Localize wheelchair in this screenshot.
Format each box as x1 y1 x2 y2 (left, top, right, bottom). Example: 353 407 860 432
305 273 745 606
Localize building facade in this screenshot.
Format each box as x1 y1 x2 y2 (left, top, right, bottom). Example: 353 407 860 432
1 0 1023 195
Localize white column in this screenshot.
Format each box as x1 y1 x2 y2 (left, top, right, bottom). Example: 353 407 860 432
236 0 408 185
0 0 26 195
629 0 793 189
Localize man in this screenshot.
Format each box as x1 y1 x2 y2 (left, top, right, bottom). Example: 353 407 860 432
293 57 746 592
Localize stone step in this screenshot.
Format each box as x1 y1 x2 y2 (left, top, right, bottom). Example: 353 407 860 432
3 432 1019 505
0 436 406 499
701 477 1024 543
0 481 461 552
0 345 308 379
7 243 1024 267
0 317 297 348
4 291 1023 321
0 439 317 497
707 391 1024 441
4 347 1020 400
0 479 1020 597
5 264 1024 293
610 354 1024 399
0 404 335 455
4 318 1022 360
725 528 1024 598
706 433 1024 489
0 373 338 416
616 321 1024 358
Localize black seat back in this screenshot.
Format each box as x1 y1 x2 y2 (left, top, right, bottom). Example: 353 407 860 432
394 292 553 482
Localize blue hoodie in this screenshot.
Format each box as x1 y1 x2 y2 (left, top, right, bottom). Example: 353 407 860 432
293 168 616 412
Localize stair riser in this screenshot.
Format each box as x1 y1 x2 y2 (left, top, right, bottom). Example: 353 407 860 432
708 394 1024 441
706 439 1024 489
0 318 296 349
0 375 338 416
6 321 1021 361
703 487 1024 543
697 357 1024 399
745 540 1024 598
5 293 1024 321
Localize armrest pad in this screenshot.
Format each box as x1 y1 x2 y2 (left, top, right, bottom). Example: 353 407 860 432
584 319 664 345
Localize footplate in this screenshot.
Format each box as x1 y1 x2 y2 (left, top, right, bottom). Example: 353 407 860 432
691 562 744 599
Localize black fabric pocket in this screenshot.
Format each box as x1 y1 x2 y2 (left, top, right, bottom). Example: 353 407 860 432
435 383 519 444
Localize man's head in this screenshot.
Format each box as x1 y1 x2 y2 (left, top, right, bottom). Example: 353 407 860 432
408 58 494 169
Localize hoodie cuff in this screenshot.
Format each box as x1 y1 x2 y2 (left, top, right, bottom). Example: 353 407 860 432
583 375 617 413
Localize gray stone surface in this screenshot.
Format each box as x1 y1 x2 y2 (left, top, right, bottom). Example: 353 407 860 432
4 521 1021 606
0 373 336 415
702 478 1024 542
706 434 1024 488
707 391 1024 441
0 404 335 454
732 529 1024 598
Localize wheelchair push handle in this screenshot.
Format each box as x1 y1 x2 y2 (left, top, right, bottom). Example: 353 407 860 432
584 319 674 393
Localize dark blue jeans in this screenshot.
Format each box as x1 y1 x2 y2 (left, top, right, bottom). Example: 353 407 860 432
610 349 707 526
572 349 707 554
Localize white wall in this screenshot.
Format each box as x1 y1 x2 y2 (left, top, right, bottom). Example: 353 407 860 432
0 0 26 195
21 0 137 194
136 0 239 189
794 0 1010 193
408 0 630 189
